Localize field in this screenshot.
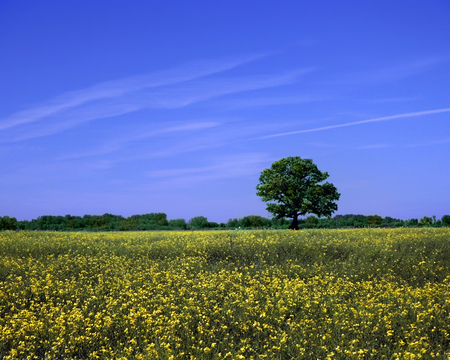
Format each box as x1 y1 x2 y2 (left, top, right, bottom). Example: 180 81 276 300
1 229 450 359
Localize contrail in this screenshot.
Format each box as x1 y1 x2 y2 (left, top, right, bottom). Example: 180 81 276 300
259 107 450 139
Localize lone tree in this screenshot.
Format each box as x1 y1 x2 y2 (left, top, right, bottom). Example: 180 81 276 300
256 156 340 230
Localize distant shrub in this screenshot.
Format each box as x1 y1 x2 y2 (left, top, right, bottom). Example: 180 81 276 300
305 215 319 228
168 218 187 230
419 216 433 227
189 216 210 229
407 218 419 226
367 215 382 227
0 216 17 230
442 215 450 226
239 215 271 228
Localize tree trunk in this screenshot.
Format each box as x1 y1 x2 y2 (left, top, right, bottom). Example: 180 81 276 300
289 214 299 230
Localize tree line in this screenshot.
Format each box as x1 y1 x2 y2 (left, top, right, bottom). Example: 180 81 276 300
3 157 447 232
0 213 449 231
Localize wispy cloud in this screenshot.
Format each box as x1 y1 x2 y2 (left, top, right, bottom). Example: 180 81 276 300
0 60 312 143
357 97 419 104
405 138 450 148
306 142 341 148
259 107 450 139
60 121 221 160
206 93 332 109
0 53 266 132
82 120 283 168
357 144 392 149
128 68 312 109
145 153 270 188
337 57 448 85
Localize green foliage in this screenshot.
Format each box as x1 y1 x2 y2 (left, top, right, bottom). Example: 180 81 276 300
208 221 220 228
130 213 169 230
442 215 450 226
305 215 319 228
367 215 382 227
12 213 170 232
0 216 17 230
419 216 433 227
238 215 272 228
331 214 366 228
256 157 340 229
227 218 239 228
226 216 288 229
188 216 210 229
168 218 187 230
4 212 449 232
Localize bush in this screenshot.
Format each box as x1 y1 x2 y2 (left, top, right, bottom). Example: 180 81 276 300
189 216 210 229
419 216 433 227
367 215 382 227
239 215 271 228
168 219 187 230
305 215 319 228
0 216 17 230
442 215 450 226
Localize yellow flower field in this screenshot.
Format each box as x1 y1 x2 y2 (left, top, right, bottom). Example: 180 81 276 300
1 229 449 359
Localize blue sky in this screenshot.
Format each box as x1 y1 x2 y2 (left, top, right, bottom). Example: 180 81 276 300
1 1 449 222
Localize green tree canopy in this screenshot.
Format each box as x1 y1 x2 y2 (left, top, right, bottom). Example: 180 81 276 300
256 157 340 229
0 216 17 230
441 215 450 226
189 216 210 229
367 215 382 227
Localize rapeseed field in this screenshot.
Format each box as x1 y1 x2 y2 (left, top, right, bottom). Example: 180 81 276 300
1 229 449 359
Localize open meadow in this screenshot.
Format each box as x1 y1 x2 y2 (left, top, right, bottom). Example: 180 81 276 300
1 229 450 359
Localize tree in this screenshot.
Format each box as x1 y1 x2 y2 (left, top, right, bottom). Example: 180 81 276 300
0 216 17 230
239 215 271 228
442 215 450 226
188 216 210 229
305 215 319 228
419 216 433 227
367 215 382 227
169 218 187 230
256 157 340 230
